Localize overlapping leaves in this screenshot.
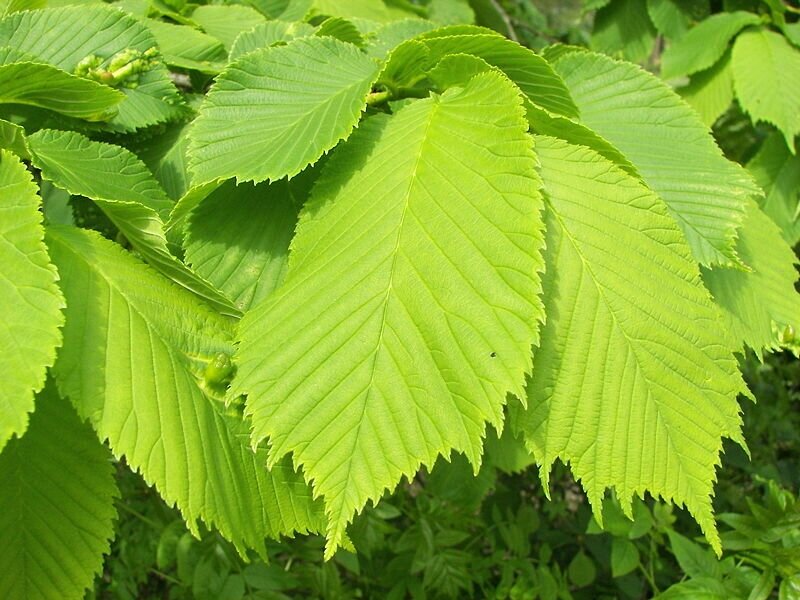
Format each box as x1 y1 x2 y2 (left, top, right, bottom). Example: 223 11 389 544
1 2 798 586
233 71 545 557
48 226 326 556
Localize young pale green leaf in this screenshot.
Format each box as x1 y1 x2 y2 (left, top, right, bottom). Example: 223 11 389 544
184 179 305 312
660 11 761 79
512 136 747 556
145 19 227 74
0 0 44 17
591 0 656 63
381 31 578 118
0 5 185 131
230 20 315 61
748 133 800 246
732 27 800 152
363 19 437 59
426 52 493 90
0 382 117 600
0 151 64 452
47 226 326 556
702 199 800 356
191 4 266 50
0 61 124 121
188 36 379 185
524 101 639 178
29 129 171 217
553 51 760 267
315 17 365 47
678 48 733 127
27 129 240 317
232 72 545 558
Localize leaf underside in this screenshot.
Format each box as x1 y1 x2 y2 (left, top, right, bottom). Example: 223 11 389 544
513 136 747 555
702 199 800 356
553 50 760 267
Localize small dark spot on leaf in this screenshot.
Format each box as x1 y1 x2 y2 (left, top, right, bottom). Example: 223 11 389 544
490 352 497 358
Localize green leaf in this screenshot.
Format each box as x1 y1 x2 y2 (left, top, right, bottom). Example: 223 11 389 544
678 49 734 127
29 129 171 217
666 531 721 579
0 382 117 600
47 225 326 556
306 0 415 21
466 0 515 39
129 117 193 201
0 0 44 17
568 551 597 588
484 426 535 475
524 101 639 178
27 129 240 317
0 5 185 131
0 117 28 158
702 199 800 355
427 0 475 25
188 36 379 185
363 19 437 59
553 51 760 267
230 20 315 61
191 5 266 50
658 578 730 599
146 19 227 74
611 538 640 577
315 17 365 46
232 72 545 558
747 132 800 246
732 27 800 152
661 11 760 79
184 179 303 312
381 30 579 118
646 0 709 40
0 151 64 451
749 569 776 600
591 0 656 63
426 52 492 90
511 136 747 555
0 61 124 121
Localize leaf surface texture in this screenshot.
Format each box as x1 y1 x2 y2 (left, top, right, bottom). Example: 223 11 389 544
233 72 545 556
189 36 379 184
48 226 326 555
0 151 64 451
513 136 747 554
0 383 117 600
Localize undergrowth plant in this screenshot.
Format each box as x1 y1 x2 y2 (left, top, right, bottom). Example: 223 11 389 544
1 0 799 598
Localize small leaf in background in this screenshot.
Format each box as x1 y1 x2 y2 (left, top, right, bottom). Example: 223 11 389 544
666 531 721 580
568 551 597 588
611 538 640 577
732 27 800 152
